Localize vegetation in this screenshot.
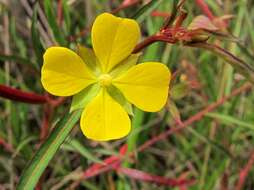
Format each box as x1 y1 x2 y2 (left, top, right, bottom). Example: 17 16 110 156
0 0 254 189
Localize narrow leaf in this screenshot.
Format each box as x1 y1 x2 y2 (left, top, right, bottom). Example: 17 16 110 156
206 112 254 131
131 0 163 23
31 4 45 65
68 139 103 164
17 110 81 190
0 54 38 71
187 42 254 83
44 0 67 45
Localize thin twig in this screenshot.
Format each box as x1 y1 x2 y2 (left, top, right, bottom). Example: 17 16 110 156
117 167 195 187
195 0 215 19
0 84 47 104
235 151 254 190
0 137 13 152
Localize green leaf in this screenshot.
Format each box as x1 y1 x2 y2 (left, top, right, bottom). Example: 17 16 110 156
131 0 163 23
124 108 144 167
67 139 103 164
31 4 45 66
70 84 100 112
44 0 67 46
107 85 134 116
16 110 81 190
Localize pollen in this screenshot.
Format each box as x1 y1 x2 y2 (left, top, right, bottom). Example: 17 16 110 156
98 74 112 87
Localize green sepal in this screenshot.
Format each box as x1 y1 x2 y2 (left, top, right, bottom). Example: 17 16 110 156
110 53 141 77
77 45 101 76
70 83 100 112
107 85 134 116
167 100 181 122
171 82 189 100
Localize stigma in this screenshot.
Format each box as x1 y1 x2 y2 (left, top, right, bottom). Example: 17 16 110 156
98 74 112 87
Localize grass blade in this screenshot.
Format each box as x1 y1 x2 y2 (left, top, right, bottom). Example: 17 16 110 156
43 0 67 46
31 4 45 66
131 0 163 22
0 54 38 71
17 110 81 190
68 139 103 164
188 42 254 83
206 112 254 130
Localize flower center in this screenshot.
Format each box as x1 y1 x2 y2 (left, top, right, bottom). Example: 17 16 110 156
98 74 112 87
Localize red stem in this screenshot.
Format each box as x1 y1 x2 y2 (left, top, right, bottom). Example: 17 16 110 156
132 34 175 53
195 0 215 19
57 0 63 27
117 167 195 187
151 11 170 18
112 0 141 14
40 105 53 141
174 10 188 29
0 84 47 104
0 137 13 152
235 151 254 190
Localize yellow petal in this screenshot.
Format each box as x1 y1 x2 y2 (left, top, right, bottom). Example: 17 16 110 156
113 62 171 112
41 47 96 96
80 89 131 141
92 13 140 73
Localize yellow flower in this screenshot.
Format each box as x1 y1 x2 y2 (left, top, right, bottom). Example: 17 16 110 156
41 13 171 141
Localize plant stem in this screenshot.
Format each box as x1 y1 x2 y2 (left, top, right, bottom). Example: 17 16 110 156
0 84 47 104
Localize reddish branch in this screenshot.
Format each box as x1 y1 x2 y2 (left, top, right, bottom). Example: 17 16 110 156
0 137 13 152
235 151 254 190
57 0 63 26
151 11 170 18
80 144 193 188
195 0 215 19
0 84 66 106
117 167 194 187
40 105 53 141
0 84 47 104
83 144 128 179
112 0 141 14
